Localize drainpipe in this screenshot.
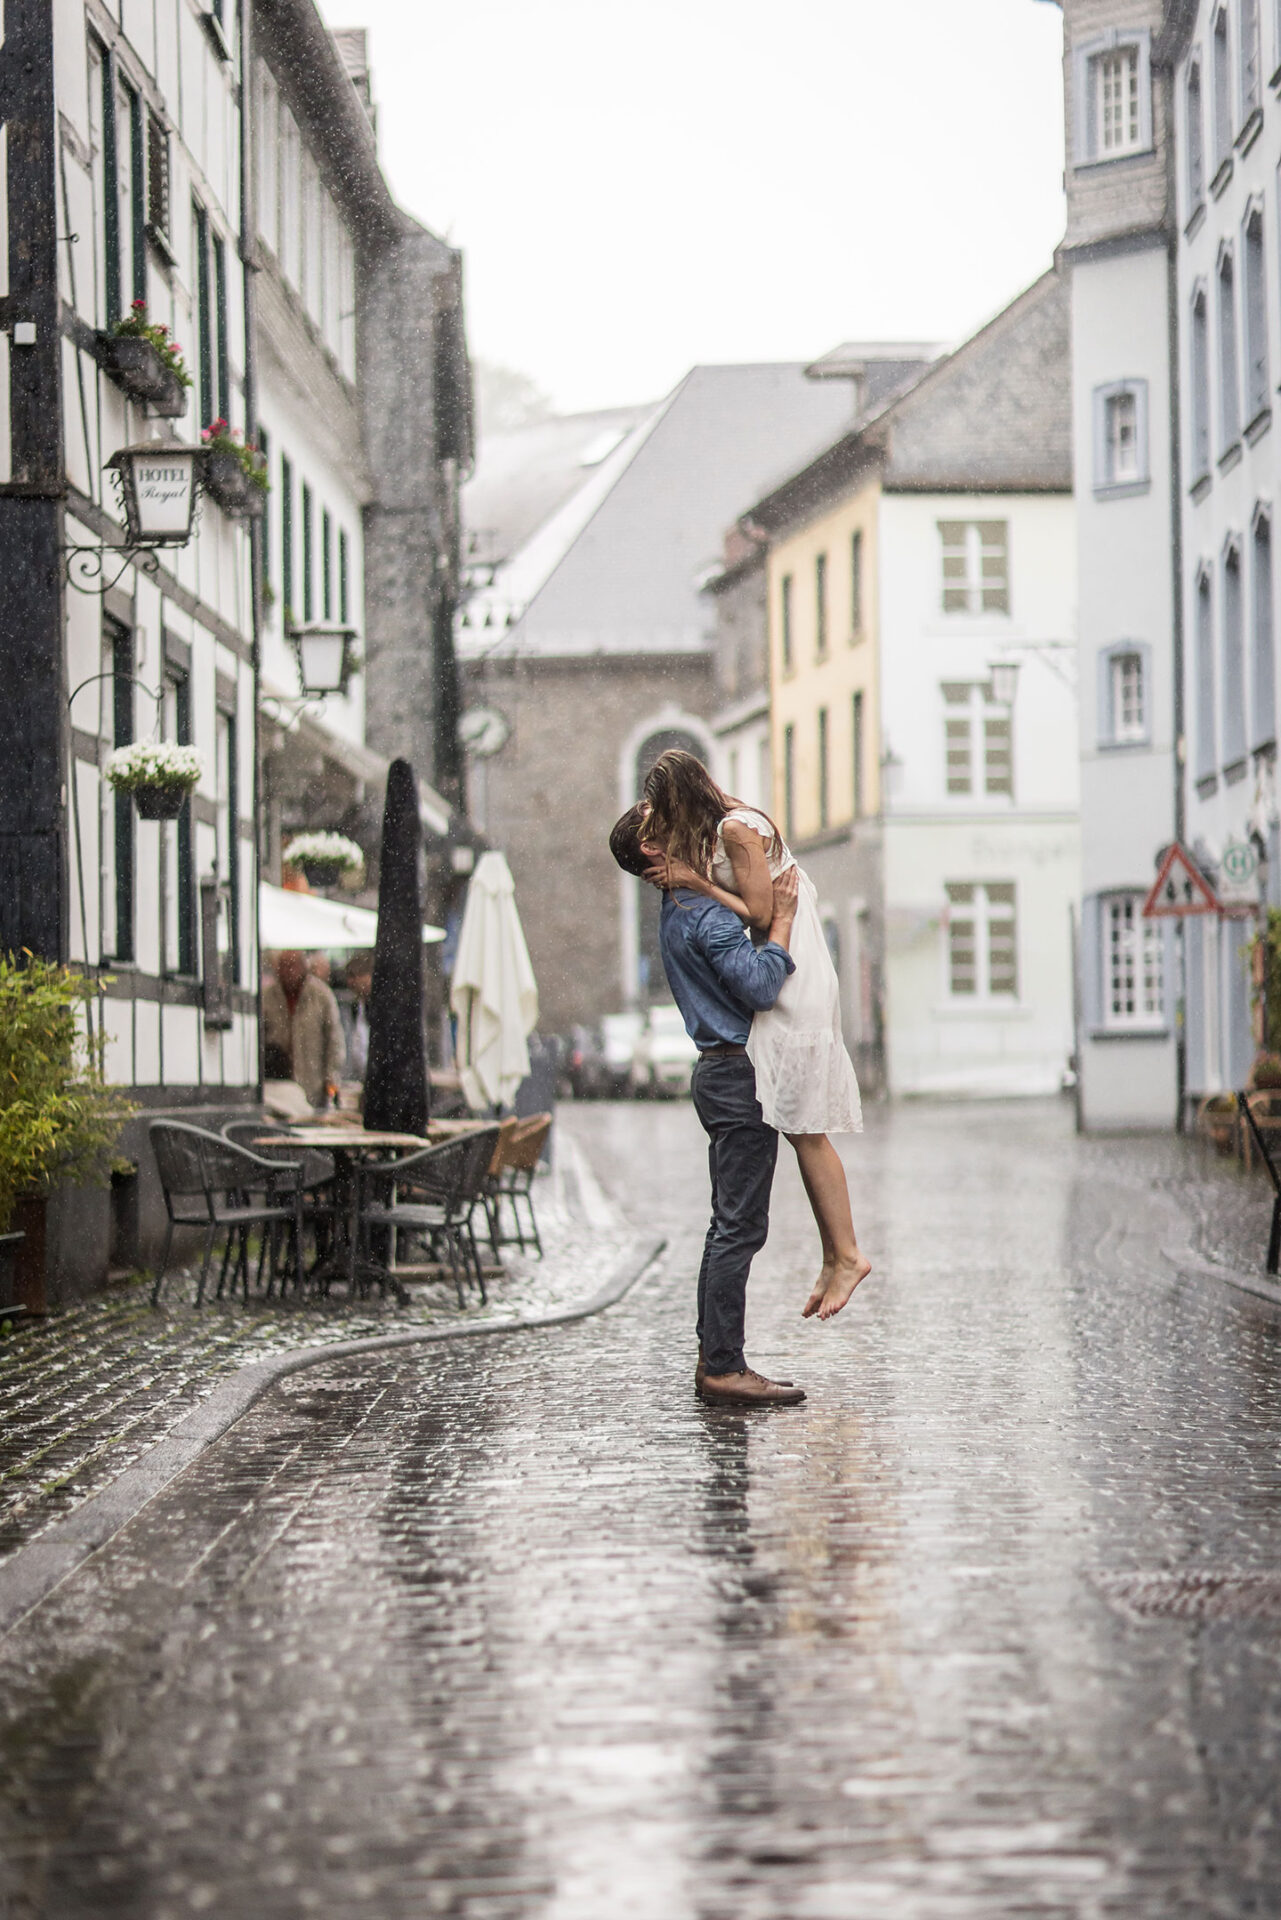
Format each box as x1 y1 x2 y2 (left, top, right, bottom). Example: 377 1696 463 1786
1161 52 1189 1130
239 0 264 1099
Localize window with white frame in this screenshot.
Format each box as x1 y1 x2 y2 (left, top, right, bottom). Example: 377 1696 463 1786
1243 202 1269 423
1241 0 1262 119
1094 380 1149 490
1218 246 1241 450
1102 895 1164 1029
942 683 1013 797
1186 57 1205 210
1191 283 1211 479
1196 563 1217 778
1222 537 1247 765
1113 650 1146 742
1074 31 1153 164
1252 506 1276 750
939 521 1009 615
1213 6 1233 169
946 882 1018 1000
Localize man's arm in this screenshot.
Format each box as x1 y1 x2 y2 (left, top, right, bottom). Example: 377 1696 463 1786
694 870 799 1012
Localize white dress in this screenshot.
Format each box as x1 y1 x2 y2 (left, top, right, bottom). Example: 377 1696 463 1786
711 807 863 1136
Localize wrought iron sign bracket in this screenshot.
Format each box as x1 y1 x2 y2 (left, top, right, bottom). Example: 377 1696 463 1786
62 542 164 597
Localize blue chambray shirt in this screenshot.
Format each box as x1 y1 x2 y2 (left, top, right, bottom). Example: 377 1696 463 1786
658 891 795 1051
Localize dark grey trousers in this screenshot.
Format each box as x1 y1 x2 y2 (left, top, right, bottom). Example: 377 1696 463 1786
691 1052 779 1376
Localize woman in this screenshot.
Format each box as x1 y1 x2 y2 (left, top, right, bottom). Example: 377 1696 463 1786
642 749 871 1321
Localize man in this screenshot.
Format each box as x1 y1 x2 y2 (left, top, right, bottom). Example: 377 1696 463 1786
261 950 346 1106
342 951 374 1083
609 806 803 1408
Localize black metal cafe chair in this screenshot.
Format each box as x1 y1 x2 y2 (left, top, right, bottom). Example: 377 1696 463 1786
150 1121 305 1306
222 1119 338 1286
357 1127 501 1309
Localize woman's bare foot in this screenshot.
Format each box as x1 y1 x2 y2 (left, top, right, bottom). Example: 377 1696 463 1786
809 1253 872 1321
802 1263 836 1319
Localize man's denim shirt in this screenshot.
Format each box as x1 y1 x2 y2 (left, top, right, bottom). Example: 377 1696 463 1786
658 891 794 1050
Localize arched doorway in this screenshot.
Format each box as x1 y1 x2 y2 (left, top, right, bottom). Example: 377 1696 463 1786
631 725 706 1004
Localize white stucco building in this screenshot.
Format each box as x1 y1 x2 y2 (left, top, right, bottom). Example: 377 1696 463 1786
1057 1 1184 1128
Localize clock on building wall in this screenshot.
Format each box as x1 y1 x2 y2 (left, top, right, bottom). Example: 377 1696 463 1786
458 706 511 758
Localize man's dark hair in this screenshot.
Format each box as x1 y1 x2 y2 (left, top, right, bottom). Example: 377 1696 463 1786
609 805 650 878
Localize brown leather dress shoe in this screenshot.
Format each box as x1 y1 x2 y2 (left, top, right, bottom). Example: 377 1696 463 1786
696 1347 793 1393
698 1367 805 1408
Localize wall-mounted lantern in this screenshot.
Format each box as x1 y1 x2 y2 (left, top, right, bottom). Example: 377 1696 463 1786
989 659 1021 707
65 441 202 594
288 624 358 698
107 441 201 545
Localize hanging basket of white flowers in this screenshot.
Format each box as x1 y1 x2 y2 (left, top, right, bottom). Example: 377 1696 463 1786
282 831 366 890
105 743 204 820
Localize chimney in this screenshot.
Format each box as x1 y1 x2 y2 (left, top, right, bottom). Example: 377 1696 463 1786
334 28 377 137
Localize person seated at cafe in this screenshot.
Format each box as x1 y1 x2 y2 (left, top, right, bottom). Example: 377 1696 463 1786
261 950 346 1107
341 951 374 1083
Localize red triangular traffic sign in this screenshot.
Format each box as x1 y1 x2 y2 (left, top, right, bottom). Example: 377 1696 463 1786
1141 842 1221 918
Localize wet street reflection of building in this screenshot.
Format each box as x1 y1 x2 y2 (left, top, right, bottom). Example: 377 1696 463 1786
1 1100 1281 1916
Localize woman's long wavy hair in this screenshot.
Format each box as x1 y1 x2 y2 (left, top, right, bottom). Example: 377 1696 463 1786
641 749 783 877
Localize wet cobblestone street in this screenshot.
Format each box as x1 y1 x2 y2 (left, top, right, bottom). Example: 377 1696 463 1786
3 1098 1281 1917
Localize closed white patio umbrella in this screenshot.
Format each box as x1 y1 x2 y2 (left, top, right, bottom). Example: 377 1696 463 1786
450 851 539 1110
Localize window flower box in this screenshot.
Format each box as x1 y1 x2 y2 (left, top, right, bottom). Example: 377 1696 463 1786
283 832 365 890
97 302 192 410
105 742 204 820
200 421 268 518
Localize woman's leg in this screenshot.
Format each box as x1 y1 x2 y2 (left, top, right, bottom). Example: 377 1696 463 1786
786 1132 872 1320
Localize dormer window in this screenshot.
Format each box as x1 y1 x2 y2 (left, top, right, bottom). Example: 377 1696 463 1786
1074 31 1154 166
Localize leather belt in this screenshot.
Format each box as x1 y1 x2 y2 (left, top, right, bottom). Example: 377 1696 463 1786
698 1043 748 1059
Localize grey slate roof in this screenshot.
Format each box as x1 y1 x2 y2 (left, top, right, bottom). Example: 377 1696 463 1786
462 406 656 567
459 365 856 659
883 268 1071 491
746 269 1072 534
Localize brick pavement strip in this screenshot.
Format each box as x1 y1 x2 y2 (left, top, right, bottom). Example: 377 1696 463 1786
0 1132 658 1585
2 1101 1281 1918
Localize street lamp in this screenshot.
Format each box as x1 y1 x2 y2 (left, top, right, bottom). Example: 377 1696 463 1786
989 659 1021 706
288 625 358 698
106 441 201 545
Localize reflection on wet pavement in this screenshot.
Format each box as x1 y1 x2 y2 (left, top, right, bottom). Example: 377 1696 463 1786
1 1098 1280 1917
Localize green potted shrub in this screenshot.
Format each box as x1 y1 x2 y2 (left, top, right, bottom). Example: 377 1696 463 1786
1249 1051 1281 1091
282 832 365 891
105 742 204 821
0 956 134 1315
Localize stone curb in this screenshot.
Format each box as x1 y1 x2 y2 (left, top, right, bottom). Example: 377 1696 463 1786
0 1232 666 1640
1160 1244 1281 1313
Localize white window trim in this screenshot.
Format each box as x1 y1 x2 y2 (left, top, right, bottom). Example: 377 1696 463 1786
942 682 1015 801
1185 51 1206 218
938 520 1010 618
1092 378 1151 496
944 883 1019 1005
1097 640 1152 749
1100 893 1166 1032
1073 29 1154 167
1242 195 1271 428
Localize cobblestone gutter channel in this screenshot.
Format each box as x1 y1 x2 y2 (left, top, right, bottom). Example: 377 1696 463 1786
0 1131 663 1630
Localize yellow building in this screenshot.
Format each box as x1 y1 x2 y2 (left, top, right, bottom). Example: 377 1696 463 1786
768 476 881 844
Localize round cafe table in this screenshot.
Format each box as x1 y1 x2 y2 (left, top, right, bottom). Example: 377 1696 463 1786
253 1122 484 1303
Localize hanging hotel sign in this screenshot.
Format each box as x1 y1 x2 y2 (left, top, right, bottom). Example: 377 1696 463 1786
1142 842 1222 918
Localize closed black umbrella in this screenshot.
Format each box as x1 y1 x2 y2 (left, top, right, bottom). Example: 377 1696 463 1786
363 758 429 1135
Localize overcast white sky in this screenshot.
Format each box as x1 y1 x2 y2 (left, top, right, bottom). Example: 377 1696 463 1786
317 0 1067 416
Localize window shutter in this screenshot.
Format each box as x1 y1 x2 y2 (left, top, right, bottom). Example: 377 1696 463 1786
1080 895 1102 1030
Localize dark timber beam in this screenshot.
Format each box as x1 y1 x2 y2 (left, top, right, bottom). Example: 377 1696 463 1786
0 0 69 959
